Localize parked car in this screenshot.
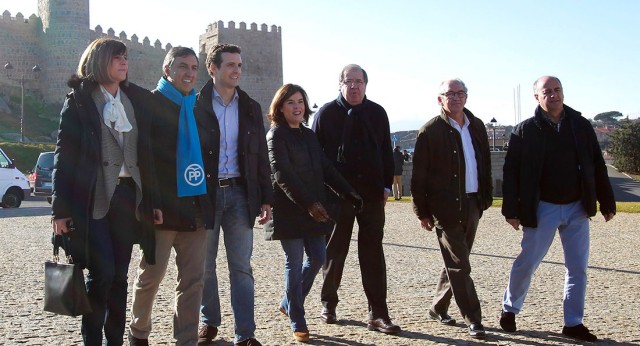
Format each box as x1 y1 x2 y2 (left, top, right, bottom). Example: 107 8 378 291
29 151 54 204
0 147 30 208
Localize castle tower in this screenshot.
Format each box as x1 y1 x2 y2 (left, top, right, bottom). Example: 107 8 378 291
199 21 283 128
37 0 90 102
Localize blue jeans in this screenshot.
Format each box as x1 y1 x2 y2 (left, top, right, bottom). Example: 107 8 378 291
82 182 137 346
201 185 255 343
279 236 326 332
502 200 590 326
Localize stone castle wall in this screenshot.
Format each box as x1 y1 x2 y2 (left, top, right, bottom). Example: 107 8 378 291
0 1 283 129
0 12 43 97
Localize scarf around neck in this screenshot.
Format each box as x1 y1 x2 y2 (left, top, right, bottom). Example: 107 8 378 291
157 77 206 197
99 85 132 132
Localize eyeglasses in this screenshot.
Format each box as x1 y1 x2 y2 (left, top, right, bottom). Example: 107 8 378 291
342 79 365 87
441 91 467 99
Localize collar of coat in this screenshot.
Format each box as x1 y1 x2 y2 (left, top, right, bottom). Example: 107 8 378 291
438 107 478 128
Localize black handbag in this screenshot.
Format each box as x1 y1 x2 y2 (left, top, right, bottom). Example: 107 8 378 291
43 233 92 316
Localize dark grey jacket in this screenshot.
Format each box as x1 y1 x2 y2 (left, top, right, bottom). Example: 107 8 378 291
52 78 159 266
265 124 354 240
411 108 493 226
502 105 616 227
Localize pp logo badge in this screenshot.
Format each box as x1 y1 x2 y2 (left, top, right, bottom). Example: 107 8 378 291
184 164 205 186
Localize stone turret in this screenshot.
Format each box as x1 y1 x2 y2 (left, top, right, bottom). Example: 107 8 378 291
199 20 283 128
37 0 90 101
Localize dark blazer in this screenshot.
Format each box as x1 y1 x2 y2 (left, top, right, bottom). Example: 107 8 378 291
502 105 616 227
149 89 214 231
194 79 273 224
51 78 159 266
411 108 493 226
265 124 354 240
312 94 394 201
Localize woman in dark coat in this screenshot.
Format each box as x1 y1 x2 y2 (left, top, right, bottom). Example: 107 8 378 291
51 38 161 345
265 84 362 343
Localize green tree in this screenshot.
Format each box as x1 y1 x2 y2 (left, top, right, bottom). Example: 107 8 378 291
594 111 623 124
609 120 640 174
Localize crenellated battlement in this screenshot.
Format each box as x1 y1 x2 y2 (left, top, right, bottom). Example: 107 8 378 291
205 20 281 35
0 2 282 130
91 25 173 51
0 10 39 26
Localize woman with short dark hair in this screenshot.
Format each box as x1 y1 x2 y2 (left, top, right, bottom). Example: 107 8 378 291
265 83 362 343
51 37 162 345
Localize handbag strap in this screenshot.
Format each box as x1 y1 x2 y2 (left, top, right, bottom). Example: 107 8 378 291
51 234 73 264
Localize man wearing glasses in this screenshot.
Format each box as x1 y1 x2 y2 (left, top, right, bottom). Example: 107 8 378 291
312 64 400 334
499 76 615 342
411 79 493 339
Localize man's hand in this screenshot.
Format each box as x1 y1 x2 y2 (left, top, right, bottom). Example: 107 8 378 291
506 218 521 230
153 209 163 225
52 217 72 235
420 217 434 232
308 202 331 222
258 204 271 225
603 212 615 222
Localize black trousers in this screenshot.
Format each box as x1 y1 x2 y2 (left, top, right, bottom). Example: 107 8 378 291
432 194 482 324
320 198 389 319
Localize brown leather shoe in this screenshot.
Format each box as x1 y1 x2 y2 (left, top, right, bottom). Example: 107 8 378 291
198 324 218 344
320 307 337 324
367 318 402 334
234 338 262 346
293 330 310 343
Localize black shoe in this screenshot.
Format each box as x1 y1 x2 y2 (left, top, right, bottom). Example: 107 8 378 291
235 338 262 346
499 310 517 332
320 306 337 324
468 323 486 339
198 324 218 344
367 318 402 334
128 332 149 346
428 309 456 326
562 324 597 342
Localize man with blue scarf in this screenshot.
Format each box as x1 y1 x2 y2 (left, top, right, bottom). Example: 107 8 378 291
129 47 216 346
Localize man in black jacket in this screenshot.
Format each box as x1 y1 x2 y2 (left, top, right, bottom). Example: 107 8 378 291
312 64 400 334
196 44 273 346
500 76 616 342
392 146 405 200
411 78 492 339
128 47 214 346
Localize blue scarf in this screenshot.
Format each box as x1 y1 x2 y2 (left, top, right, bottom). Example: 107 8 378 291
157 77 207 197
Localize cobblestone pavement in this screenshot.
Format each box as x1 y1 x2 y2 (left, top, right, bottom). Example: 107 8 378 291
1 203 639 345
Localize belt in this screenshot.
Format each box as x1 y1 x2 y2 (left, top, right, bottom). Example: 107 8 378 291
466 192 478 198
116 177 135 187
218 177 244 188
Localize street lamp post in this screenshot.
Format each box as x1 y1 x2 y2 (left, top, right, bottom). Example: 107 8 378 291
3 61 41 143
490 117 497 151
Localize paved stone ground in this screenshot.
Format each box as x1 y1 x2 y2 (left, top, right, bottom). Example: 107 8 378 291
1 203 639 345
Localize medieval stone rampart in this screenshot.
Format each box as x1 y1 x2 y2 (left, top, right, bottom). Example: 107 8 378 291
0 0 282 132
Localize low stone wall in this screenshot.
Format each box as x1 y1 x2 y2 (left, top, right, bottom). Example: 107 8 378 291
398 151 507 197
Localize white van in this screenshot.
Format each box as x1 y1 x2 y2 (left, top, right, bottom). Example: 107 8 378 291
0 147 31 208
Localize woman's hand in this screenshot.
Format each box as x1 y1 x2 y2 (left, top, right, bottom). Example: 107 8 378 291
308 202 331 223
52 217 73 235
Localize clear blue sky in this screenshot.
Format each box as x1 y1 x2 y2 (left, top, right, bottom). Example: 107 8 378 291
2 0 639 131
